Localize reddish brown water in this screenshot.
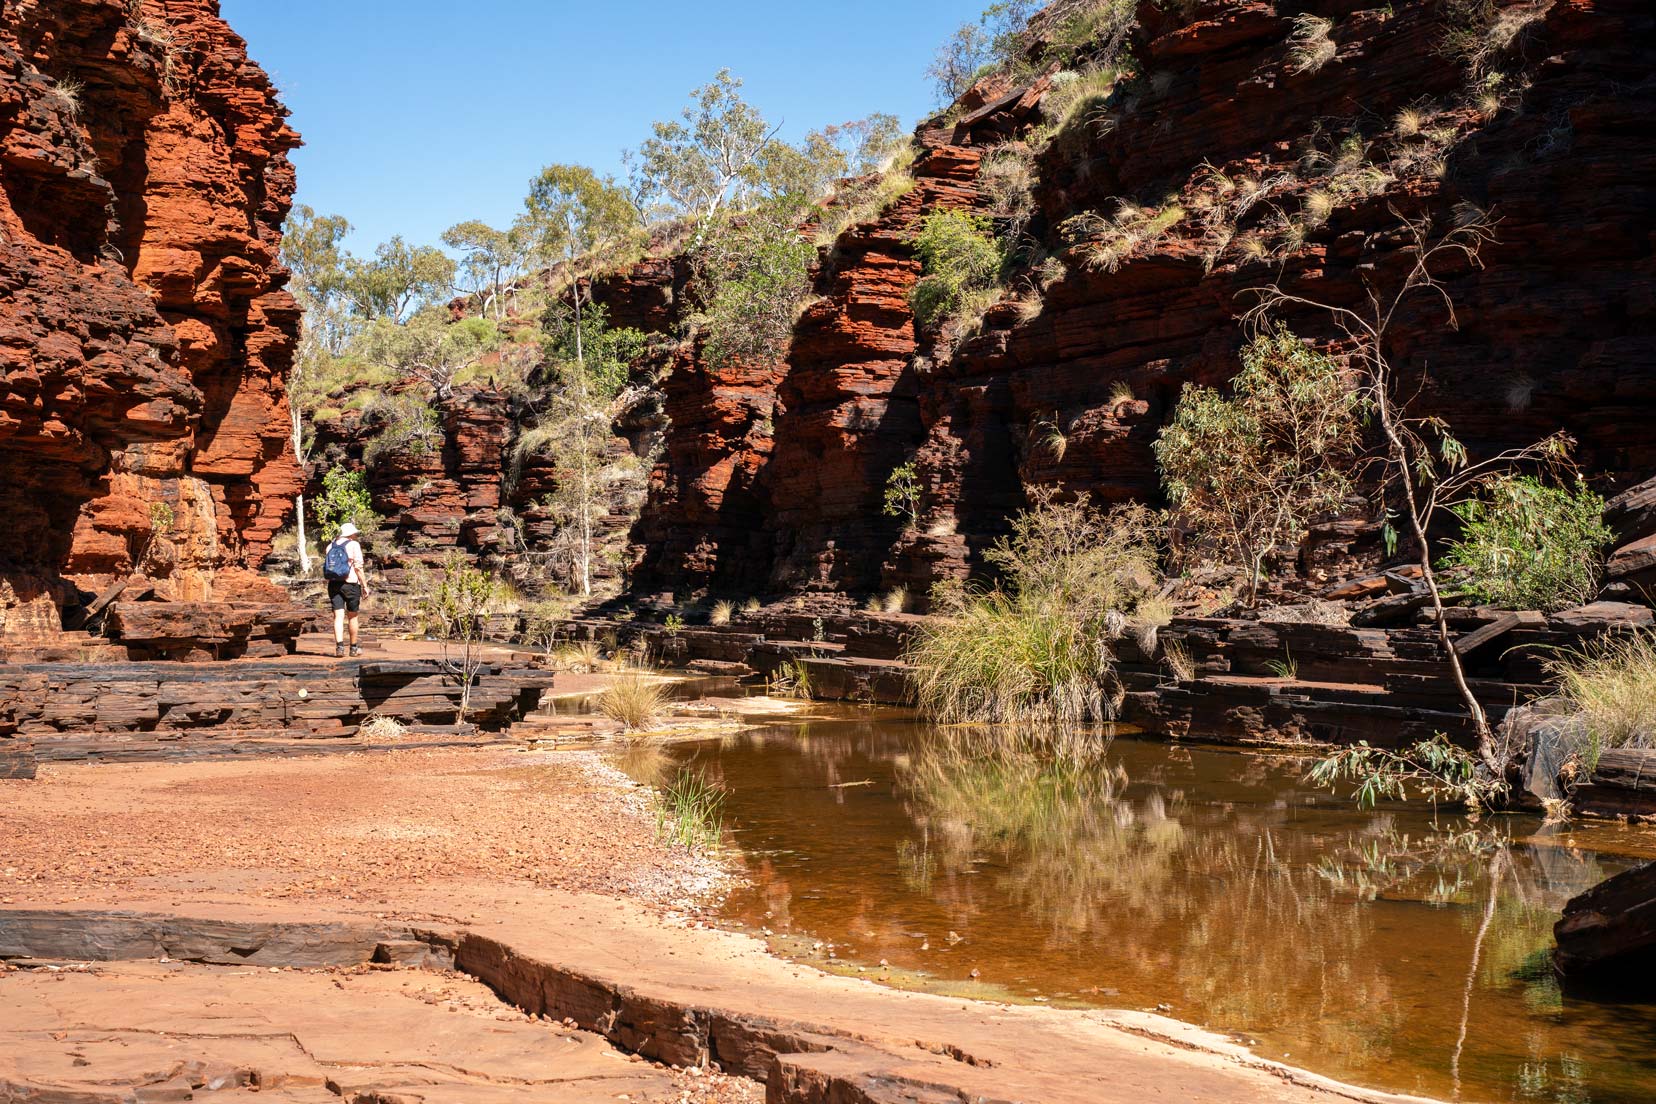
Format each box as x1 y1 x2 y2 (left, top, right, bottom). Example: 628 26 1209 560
650 715 1656 1104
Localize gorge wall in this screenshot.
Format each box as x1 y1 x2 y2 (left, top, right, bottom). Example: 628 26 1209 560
0 0 299 645
613 0 1656 607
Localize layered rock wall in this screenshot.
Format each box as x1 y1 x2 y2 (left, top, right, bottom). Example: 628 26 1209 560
621 0 1656 605
0 0 299 644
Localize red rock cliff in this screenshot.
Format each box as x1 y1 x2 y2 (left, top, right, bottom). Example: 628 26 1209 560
0 0 299 641
624 0 1656 605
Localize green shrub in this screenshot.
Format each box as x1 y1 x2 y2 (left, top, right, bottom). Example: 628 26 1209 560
362 392 440 469
883 462 922 526
311 468 377 538
694 199 815 367
1440 476 1610 612
541 302 648 402
413 553 503 723
909 210 1003 330
1154 327 1361 604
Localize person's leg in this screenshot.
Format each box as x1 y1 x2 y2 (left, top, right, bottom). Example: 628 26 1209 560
347 584 363 655
330 583 347 657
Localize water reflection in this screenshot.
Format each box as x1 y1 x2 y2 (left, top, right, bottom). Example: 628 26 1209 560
665 718 1656 1103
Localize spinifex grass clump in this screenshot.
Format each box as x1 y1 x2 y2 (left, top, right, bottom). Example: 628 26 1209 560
906 492 1159 726
654 769 726 853
1547 630 1656 768
597 671 669 732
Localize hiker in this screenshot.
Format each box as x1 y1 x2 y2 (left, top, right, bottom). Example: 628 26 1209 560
323 521 370 657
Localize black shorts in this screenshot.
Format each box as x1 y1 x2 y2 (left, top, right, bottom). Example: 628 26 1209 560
328 580 362 613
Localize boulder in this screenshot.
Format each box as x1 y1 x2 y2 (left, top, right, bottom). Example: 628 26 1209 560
1555 862 1656 978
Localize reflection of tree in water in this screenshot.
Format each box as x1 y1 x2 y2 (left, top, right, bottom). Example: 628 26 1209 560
891 731 1638 1097
694 721 1656 1104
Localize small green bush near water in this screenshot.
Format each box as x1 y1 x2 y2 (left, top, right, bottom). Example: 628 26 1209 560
1307 734 1498 811
1155 327 1361 606
1439 476 1610 612
654 769 726 853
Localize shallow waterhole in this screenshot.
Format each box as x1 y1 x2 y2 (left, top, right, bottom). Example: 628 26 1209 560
615 703 1656 1104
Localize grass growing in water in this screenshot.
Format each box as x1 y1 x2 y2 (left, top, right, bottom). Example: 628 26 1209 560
771 659 814 701
909 593 1108 724
1547 630 1656 768
906 492 1160 726
598 672 668 732
654 769 726 853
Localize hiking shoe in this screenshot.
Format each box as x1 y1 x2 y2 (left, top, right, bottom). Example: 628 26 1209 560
350 644 363 657
335 642 346 658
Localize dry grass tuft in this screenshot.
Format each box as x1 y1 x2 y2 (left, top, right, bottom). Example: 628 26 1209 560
357 714 408 742
1060 203 1185 275
552 640 604 674
1163 639 1195 682
598 672 669 733
47 77 85 119
1302 189 1336 227
1287 15 1337 74
882 586 910 615
709 600 734 626
1132 594 1175 654
1548 631 1656 768
1039 420 1069 462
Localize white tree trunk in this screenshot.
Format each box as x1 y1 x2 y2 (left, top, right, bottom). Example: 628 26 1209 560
569 228 594 599
291 402 311 574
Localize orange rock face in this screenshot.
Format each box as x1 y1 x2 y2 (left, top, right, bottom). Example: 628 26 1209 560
0 0 299 640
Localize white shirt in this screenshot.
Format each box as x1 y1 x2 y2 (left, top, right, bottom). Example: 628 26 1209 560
331 538 366 585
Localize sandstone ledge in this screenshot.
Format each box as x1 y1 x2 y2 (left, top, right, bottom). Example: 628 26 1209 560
0 894 1439 1104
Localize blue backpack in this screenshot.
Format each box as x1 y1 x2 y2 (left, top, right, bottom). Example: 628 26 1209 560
323 538 353 581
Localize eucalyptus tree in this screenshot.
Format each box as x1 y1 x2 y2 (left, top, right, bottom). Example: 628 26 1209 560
442 218 537 320
281 205 354 572
523 164 639 597
625 68 780 235
338 236 457 322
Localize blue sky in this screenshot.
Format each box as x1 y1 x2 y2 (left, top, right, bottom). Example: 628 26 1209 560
222 0 979 255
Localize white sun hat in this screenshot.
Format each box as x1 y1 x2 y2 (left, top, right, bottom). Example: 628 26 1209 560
339 522 360 538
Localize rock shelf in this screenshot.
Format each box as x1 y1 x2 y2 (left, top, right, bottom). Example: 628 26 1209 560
0 903 1434 1104
0 656 555 777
